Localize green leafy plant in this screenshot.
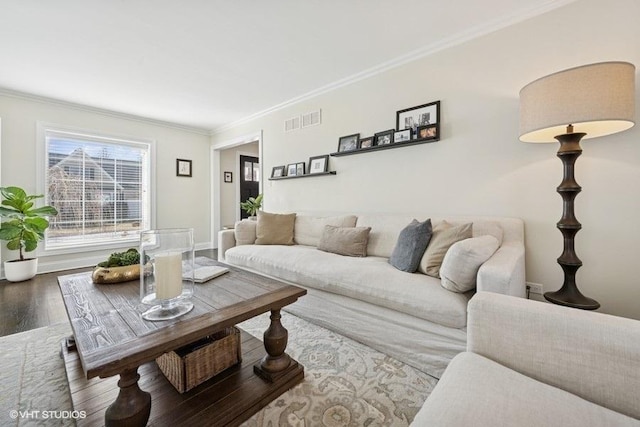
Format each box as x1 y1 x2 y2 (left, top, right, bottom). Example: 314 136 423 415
97 248 141 267
240 193 263 217
0 186 58 261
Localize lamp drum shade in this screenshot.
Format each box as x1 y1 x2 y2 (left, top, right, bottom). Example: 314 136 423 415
519 61 635 143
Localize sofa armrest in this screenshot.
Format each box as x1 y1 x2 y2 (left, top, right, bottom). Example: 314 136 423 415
217 229 236 262
476 242 526 297
467 292 640 419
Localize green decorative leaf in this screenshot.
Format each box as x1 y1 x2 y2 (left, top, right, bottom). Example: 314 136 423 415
26 206 58 216
6 239 22 251
0 225 22 240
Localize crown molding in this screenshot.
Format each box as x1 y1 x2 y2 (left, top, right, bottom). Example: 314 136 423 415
211 0 576 135
0 87 212 136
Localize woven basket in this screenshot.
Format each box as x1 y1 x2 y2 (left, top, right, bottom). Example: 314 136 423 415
156 327 241 393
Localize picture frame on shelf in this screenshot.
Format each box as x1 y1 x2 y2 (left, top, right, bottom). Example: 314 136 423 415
296 162 305 176
271 165 286 178
396 100 440 137
287 163 298 177
359 136 374 149
337 133 360 152
374 129 394 146
308 155 329 174
417 124 438 140
223 171 232 183
393 129 412 143
176 159 192 177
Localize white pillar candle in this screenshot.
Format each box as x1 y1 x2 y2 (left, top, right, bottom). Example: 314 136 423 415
154 252 183 300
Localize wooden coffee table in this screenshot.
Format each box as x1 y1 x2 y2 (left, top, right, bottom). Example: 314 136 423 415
58 263 306 426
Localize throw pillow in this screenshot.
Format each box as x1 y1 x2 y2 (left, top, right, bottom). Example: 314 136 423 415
388 219 433 272
255 211 296 245
294 215 358 247
418 221 472 277
234 219 257 245
440 235 500 292
317 225 371 257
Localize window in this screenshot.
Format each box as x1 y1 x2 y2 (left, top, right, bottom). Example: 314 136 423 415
42 125 152 251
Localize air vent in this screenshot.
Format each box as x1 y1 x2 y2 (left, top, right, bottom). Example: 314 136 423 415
301 109 321 128
284 116 300 132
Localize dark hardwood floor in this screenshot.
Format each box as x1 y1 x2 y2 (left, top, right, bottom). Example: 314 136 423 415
0 249 217 337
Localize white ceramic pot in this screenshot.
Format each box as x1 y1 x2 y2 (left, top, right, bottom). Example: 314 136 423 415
4 258 38 282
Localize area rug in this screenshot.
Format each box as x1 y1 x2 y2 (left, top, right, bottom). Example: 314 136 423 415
0 311 435 426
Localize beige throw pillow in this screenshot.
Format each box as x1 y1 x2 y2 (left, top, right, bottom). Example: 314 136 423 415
317 225 371 257
234 219 257 245
440 235 500 292
418 221 472 277
255 211 296 245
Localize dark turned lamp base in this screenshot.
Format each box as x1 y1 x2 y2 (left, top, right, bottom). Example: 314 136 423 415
546 129 600 311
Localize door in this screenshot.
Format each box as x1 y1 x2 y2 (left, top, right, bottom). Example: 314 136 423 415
239 155 260 219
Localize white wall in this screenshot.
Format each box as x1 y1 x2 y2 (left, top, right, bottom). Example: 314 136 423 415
0 94 211 273
219 142 259 226
212 0 640 320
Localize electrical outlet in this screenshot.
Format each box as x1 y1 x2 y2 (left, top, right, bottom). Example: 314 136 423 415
526 282 544 295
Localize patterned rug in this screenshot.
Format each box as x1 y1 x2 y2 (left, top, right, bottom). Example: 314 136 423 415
0 313 435 427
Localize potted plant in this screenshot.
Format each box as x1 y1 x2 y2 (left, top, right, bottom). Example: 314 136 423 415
240 193 263 219
0 186 58 282
92 248 142 284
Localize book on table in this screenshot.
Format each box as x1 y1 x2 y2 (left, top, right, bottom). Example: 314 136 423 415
184 266 230 283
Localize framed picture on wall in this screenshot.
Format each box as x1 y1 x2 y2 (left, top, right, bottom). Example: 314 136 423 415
374 129 394 146
296 162 305 176
176 159 192 177
223 171 232 183
359 136 374 149
416 124 438 140
396 100 440 140
308 155 329 174
271 165 285 178
337 133 360 152
393 129 412 143
287 163 298 176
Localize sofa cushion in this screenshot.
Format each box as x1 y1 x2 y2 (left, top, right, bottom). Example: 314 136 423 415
234 219 257 245
317 225 371 257
389 219 432 272
255 211 296 245
356 215 430 258
294 214 358 246
225 244 470 328
411 352 639 427
472 221 503 245
419 221 472 277
440 235 500 292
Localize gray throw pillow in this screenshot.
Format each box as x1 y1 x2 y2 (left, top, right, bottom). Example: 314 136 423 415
388 219 433 272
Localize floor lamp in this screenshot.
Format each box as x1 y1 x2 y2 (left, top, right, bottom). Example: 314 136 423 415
519 61 636 310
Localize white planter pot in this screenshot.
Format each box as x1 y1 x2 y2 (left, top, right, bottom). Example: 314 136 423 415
4 258 38 282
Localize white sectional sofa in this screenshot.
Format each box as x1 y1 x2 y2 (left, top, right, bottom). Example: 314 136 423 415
218 213 525 378
412 292 640 426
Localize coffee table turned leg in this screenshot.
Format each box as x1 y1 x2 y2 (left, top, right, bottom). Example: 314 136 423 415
105 367 151 427
254 308 297 382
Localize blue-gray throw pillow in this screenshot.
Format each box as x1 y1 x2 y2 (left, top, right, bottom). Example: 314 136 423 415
389 219 433 272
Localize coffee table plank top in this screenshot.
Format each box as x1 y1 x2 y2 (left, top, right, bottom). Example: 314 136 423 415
58 264 306 380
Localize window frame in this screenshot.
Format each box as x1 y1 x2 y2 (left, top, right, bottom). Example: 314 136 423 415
36 122 156 256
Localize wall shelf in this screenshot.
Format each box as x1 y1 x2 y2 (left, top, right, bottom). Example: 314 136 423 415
268 171 336 181
330 137 438 157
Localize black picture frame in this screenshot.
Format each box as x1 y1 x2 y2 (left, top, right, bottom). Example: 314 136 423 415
176 159 192 177
223 171 232 183
287 163 298 177
295 162 305 176
337 133 360 152
358 136 374 149
416 124 438 140
271 165 285 178
308 155 329 174
393 129 412 143
396 100 440 139
374 129 394 146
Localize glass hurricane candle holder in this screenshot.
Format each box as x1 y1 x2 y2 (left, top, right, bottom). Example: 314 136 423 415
140 228 195 321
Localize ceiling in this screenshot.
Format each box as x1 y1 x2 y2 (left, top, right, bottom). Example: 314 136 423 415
0 1 571 133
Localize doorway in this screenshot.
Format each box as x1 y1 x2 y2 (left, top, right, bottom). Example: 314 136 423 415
239 155 260 220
